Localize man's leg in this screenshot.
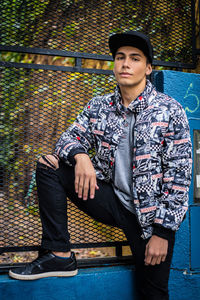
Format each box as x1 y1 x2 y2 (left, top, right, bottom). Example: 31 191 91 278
36 158 71 253
9 156 125 280
121 209 175 300
37 156 123 252
9 157 78 280
134 238 174 300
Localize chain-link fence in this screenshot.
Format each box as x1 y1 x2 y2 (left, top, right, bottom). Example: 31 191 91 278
0 0 196 65
0 66 127 249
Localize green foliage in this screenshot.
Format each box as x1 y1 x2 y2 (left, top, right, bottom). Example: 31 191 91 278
0 0 193 62
0 68 27 170
0 0 50 46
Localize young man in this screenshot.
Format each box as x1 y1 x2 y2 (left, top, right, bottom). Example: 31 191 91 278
9 31 192 299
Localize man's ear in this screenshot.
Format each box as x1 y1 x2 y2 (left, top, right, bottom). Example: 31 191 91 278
146 64 152 76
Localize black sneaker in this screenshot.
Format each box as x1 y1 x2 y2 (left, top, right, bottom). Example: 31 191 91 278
9 252 78 280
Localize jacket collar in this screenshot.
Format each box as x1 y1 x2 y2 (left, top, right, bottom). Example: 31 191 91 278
114 79 154 114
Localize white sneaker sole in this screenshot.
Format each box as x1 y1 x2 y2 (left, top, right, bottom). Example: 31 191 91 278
9 269 78 280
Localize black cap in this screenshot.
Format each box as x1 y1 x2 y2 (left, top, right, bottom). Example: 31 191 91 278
109 31 153 64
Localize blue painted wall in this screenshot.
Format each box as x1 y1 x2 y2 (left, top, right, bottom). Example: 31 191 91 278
155 71 200 120
0 266 137 300
155 70 200 299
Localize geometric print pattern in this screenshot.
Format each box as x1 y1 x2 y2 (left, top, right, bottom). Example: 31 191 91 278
55 80 192 239
136 183 152 194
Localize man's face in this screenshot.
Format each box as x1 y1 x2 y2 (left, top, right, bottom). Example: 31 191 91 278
113 46 152 88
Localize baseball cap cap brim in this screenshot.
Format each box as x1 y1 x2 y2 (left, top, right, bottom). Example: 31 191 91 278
109 31 153 64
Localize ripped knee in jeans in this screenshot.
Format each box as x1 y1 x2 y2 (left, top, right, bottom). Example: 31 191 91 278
38 154 59 170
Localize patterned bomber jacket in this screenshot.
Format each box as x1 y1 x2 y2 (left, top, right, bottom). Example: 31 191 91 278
55 80 192 239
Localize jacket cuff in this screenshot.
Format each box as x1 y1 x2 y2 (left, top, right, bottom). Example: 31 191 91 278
68 149 88 166
152 224 175 241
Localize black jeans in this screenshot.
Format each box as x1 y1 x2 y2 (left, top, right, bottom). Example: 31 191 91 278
36 160 175 300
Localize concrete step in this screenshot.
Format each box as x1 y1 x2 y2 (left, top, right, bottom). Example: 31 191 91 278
0 265 137 300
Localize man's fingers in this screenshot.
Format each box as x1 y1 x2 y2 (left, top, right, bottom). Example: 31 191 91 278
89 177 97 199
75 174 97 200
152 255 162 266
161 255 167 263
145 245 165 266
74 175 80 194
82 176 96 200
78 176 84 198
156 255 162 265
144 246 152 266
145 252 162 266
145 254 153 266
83 177 90 200
150 256 157 266
74 154 97 200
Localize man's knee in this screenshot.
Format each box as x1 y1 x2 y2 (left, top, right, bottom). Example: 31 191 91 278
38 154 59 169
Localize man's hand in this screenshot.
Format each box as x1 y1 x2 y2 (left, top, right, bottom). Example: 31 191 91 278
74 153 99 201
144 235 168 266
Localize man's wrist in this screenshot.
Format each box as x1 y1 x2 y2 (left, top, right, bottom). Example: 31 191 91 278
152 224 175 241
74 153 89 162
67 149 87 166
